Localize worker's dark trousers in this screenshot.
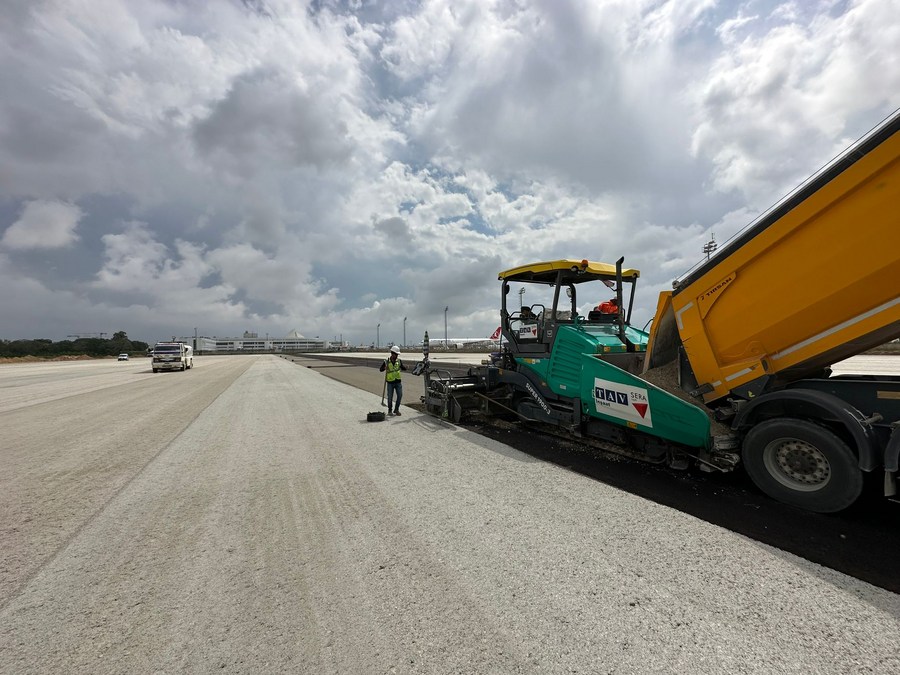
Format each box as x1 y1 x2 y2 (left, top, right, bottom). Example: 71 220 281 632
387 380 402 413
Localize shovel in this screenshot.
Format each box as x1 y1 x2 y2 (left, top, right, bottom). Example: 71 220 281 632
381 379 387 407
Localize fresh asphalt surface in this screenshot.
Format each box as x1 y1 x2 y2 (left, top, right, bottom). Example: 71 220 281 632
295 351 900 595
2 354 898 673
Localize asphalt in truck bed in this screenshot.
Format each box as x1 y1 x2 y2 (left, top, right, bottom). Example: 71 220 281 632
291 353 900 594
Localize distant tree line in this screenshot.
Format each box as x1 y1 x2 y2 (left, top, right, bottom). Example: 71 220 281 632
0 331 149 358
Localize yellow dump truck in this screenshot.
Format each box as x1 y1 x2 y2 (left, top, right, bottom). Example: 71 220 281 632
646 111 900 511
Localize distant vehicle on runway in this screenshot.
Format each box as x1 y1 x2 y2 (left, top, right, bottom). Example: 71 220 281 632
151 342 193 372
117 353 129 361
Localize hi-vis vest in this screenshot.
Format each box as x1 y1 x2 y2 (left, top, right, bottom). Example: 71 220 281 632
385 359 402 382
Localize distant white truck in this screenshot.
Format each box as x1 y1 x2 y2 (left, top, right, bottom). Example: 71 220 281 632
151 342 193 372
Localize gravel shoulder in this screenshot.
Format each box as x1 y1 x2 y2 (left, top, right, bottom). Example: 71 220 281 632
2 355 899 674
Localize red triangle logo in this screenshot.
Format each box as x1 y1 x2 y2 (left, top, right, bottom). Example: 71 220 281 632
633 402 649 418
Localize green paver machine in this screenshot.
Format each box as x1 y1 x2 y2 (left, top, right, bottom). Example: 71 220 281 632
415 258 735 472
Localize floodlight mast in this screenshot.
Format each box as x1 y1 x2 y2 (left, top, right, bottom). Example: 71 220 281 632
703 233 718 260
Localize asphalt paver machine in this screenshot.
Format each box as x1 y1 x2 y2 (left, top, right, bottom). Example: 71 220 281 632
414 258 730 471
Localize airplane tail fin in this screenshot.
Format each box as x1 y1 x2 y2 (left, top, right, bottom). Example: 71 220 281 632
490 326 501 340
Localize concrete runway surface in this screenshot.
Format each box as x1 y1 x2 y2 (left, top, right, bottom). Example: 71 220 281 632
1 355 899 674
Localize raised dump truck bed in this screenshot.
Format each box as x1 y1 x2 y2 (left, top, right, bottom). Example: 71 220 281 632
648 112 900 401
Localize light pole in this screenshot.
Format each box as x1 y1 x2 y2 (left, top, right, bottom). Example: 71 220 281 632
403 316 407 348
518 287 525 309
703 232 717 260
444 306 448 347
377 323 380 349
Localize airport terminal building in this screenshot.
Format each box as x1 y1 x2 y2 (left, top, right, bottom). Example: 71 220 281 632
174 330 331 353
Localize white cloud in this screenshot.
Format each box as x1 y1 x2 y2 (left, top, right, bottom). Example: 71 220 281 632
691 0 900 203
92 222 194 292
716 12 759 44
2 200 82 250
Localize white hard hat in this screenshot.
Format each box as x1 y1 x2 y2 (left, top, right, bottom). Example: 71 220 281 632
390 345 401 354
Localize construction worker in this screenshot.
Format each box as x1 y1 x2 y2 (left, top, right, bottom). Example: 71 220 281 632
380 345 408 416
596 297 619 314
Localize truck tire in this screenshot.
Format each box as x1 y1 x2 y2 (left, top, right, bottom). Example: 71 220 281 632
742 418 863 513
152 368 158 373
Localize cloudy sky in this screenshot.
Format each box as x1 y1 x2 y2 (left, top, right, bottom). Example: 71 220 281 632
1 0 898 346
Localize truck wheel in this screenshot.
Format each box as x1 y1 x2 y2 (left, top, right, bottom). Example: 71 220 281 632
742 418 863 513
152 368 158 373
